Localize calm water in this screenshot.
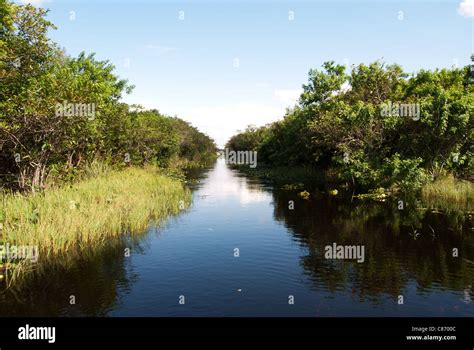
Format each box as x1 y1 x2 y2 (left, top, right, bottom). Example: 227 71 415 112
1 158 473 316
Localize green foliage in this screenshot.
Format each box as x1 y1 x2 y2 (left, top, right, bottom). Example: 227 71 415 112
0 1 216 191
225 124 269 151
422 175 474 213
380 154 430 192
227 60 473 194
0 166 192 284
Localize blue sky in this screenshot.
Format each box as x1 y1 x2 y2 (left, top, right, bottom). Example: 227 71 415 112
19 0 474 147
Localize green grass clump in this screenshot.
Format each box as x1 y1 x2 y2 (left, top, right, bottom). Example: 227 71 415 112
0 166 191 278
421 176 474 213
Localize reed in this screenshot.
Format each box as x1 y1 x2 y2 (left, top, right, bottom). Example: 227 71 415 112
421 175 474 213
0 166 191 284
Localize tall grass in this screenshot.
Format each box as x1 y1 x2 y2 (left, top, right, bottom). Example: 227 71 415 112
421 175 474 213
0 166 191 283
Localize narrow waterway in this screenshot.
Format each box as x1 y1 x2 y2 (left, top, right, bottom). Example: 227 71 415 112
1 158 473 316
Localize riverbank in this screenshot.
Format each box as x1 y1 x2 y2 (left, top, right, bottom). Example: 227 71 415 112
0 166 191 284
2 157 472 317
229 164 327 189
231 164 473 212
421 176 474 213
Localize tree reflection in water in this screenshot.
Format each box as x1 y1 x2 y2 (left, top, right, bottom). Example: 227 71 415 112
271 189 474 304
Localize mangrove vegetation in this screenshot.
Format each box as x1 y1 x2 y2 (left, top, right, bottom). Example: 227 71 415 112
0 0 216 283
226 60 473 208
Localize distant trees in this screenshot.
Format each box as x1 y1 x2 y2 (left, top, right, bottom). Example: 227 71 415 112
225 125 268 152
226 61 473 192
0 1 216 191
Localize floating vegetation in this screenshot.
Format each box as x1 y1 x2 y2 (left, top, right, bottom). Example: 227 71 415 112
353 188 389 201
298 190 311 200
282 183 305 190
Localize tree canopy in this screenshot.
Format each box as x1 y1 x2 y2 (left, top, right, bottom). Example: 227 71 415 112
0 1 216 191
226 60 473 191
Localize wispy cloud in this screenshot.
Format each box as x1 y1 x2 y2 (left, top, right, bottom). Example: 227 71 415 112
146 45 178 57
458 0 474 17
255 82 272 88
18 0 50 6
183 101 284 147
273 89 302 105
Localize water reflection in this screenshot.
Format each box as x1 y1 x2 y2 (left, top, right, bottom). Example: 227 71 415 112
0 236 147 316
193 161 271 205
270 188 474 305
0 159 472 316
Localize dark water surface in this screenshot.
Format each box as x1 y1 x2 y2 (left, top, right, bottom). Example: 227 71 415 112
1 158 473 316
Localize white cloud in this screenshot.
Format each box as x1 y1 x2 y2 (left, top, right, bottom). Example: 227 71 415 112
125 98 287 148
180 101 285 148
146 45 178 56
340 81 351 92
255 82 272 88
273 89 302 105
199 159 271 205
458 0 474 17
18 0 50 6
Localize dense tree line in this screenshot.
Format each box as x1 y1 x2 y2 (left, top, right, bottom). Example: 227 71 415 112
226 61 473 191
0 1 216 191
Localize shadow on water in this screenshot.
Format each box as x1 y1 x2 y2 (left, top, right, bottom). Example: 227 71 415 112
0 163 214 317
0 237 145 316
